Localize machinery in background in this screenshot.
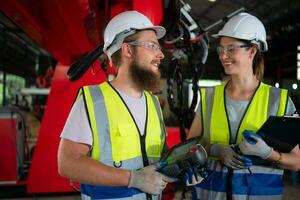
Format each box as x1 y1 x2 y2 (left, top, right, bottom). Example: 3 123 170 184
165 0 209 142
164 0 244 142
0 0 245 198
0 0 169 197
0 107 27 185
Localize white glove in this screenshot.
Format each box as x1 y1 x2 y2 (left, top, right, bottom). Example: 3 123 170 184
210 144 252 169
239 130 273 159
128 165 174 195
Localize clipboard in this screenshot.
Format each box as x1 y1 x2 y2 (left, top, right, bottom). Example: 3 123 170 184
258 116 300 153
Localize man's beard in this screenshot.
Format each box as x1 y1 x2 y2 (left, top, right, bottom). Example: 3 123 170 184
129 58 161 93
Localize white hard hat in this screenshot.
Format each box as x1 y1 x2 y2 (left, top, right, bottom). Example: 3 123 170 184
103 11 166 57
213 12 268 52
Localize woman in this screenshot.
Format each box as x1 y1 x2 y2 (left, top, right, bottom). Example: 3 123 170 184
188 12 299 200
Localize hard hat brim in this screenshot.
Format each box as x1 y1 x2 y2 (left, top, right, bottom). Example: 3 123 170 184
211 33 220 39
142 25 166 39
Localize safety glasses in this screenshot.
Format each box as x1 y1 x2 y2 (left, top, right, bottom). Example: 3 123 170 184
216 44 250 56
126 41 162 51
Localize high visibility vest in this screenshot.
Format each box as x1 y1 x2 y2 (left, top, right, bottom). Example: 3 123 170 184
193 82 288 200
79 82 166 200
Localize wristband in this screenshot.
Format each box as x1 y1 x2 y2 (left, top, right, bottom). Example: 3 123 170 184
273 151 282 164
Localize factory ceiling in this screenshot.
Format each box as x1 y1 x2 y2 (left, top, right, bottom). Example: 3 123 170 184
0 0 299 82
185 0 300 80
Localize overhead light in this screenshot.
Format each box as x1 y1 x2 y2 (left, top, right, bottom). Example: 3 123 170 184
198 79 222 87
297 45 300 80
208 0 216 2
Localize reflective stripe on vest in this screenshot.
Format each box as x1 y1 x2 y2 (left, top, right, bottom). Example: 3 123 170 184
195 82 288 200
80 82 165 199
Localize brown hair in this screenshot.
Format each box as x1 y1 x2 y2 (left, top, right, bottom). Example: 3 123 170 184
110 33 139 67
239 39 265 81
253 50 264 81
110 50 122 67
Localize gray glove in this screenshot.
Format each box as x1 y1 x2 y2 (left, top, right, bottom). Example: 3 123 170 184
239 130 273 159
128 165 174 195
210 143 252 169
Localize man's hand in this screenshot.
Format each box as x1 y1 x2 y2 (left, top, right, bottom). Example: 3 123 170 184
239 130 273 159
210 143 252 169
128 165 174 195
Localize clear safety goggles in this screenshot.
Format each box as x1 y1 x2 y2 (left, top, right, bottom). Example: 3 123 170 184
216 44 250 56
126 41 162 51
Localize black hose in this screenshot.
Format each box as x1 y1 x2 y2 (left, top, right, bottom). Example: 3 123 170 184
67 44 104 81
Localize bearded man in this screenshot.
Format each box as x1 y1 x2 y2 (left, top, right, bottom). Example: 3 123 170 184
58 11 174 200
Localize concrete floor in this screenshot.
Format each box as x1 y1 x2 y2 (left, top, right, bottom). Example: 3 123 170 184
3 173 300 200
282 181 300 200
4 186 300 200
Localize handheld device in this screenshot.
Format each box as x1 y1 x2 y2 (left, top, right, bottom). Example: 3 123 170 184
157 137 207 178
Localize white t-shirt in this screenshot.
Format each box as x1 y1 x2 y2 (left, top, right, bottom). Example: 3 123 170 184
60 90 146 147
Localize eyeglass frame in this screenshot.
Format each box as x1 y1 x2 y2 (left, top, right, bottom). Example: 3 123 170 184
216 44 251 56
125 40 162 51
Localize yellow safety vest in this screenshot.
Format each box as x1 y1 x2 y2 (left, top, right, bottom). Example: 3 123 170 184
194 82 289 200
79 82 165 199
201 82 288 145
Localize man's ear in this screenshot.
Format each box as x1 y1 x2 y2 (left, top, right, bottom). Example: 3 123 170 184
121 43 133 58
